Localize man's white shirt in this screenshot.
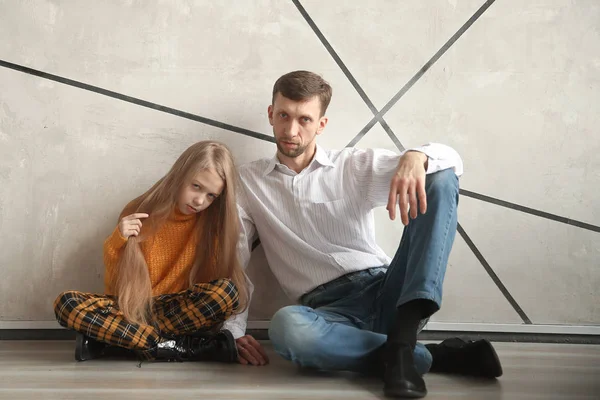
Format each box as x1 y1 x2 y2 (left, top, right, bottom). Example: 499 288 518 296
223 143 463 338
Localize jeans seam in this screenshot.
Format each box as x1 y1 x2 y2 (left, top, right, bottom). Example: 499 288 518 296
432 183 458 302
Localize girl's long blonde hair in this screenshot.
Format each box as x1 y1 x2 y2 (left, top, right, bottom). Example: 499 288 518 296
114 141 248 325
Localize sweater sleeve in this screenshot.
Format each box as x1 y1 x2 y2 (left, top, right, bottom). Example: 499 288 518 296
103 226 128 295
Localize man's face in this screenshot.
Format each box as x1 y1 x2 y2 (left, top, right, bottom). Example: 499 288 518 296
268 93 328 159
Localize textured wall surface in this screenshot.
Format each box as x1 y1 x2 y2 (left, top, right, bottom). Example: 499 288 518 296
0 0 598 327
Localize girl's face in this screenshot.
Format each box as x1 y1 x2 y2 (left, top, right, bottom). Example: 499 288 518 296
178 168 224 215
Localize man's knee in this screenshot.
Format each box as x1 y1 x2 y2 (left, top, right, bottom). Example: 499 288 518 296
425 169 459 203
416 343 433 375
268 306 318 359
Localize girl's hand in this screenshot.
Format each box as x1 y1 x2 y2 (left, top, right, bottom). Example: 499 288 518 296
118 213 149 239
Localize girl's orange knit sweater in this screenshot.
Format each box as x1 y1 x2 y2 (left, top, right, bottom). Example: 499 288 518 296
103 208 198 296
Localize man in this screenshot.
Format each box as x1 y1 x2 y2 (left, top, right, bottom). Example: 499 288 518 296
224 71 502 398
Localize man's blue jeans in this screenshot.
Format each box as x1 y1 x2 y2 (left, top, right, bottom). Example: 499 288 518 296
268 169 459 375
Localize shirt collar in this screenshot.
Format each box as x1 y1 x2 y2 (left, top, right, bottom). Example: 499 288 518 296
262 145 335 176
313 145 335 168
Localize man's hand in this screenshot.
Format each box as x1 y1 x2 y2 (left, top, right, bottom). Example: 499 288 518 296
387 151 428 225
236 334 269 366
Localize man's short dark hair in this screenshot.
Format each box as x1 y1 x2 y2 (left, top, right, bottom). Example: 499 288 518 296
272 71 332 116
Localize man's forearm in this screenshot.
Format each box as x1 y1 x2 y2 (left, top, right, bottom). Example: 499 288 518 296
404 150 429 171
404 143 463 176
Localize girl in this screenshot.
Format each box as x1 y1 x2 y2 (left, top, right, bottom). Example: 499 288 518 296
54 140 247 362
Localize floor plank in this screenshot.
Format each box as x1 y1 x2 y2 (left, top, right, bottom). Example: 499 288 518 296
0 341 598 399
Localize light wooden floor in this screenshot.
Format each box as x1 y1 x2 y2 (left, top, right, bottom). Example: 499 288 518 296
0 341 598 399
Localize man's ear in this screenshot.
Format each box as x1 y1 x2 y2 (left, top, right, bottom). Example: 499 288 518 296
267 105 274 126
316 116 328 135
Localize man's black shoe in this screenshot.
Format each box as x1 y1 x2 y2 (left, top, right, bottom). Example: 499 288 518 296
383 343 427 398
425 338 503 378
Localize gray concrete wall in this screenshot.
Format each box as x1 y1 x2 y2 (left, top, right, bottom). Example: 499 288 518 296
0 0 598 328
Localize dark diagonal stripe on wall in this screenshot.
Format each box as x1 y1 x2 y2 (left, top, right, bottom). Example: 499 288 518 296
461 189 600 234
0 59 275 144
292 0 405 149
458 223 532 324
293 0 532 324
291 0 377 114
349 0 497 146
